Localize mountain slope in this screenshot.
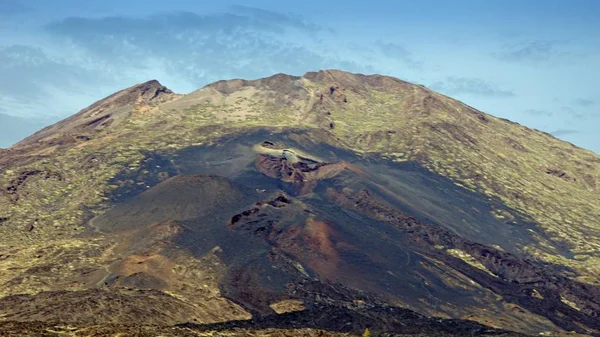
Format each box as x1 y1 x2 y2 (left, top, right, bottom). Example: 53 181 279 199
0 70 599 336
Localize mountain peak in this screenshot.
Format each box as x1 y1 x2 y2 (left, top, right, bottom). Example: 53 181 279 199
204 73 302 95
77 78 175 115
129 79 173 97
14 80 177 148
302 69 414 90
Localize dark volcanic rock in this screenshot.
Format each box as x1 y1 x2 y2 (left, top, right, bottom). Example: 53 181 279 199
179 304 520 336
327 186 600 335
92 174 251 232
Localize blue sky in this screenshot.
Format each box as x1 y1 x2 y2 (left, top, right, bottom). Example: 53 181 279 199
0 0 598 153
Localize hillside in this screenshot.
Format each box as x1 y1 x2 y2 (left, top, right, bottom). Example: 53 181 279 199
0 70 599 336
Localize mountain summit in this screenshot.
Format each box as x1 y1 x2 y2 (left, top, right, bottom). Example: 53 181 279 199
0 70 599 336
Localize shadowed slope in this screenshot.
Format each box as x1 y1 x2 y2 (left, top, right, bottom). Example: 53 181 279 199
92 174 253 232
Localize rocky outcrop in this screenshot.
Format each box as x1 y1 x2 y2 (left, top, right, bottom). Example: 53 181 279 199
255 153 347 183
545 168 577 182
5 169 62 202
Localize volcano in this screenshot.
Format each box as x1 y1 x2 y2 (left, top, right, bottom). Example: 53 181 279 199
0 70 599 336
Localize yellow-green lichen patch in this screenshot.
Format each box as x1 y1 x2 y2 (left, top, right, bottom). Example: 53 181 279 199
446 249 497 277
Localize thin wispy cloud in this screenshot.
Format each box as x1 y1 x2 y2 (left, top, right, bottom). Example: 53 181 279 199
429 77 514 97
573 98 594 107
551 129 580 137
41 10 353 81
524 109 553 117
376 41 422 69
495 41 559 63
561 106 595 120
0 0 32 16
0 43 117 116
228 5 324 33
